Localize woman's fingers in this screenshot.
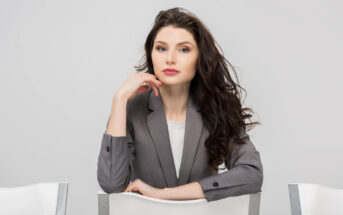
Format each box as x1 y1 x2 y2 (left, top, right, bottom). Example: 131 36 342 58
136 85 150 94
143 75 162 97
150 82 160 96
124 179 140 192
124 181 135 192
141 82 158 96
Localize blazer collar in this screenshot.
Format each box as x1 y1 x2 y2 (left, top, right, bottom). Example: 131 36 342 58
146 88 204 187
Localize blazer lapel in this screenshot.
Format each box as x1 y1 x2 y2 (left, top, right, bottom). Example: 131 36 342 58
177 96 203 186
146 88 203 188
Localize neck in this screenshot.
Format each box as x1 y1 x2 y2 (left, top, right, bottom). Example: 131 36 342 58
159 82 190 121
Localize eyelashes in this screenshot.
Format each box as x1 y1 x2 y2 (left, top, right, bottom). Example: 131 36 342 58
155 46 190 53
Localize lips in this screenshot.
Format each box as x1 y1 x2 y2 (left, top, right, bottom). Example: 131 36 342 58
163 68 180 73
162 68 180 76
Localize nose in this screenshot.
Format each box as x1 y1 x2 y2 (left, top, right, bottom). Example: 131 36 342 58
166 49 176 65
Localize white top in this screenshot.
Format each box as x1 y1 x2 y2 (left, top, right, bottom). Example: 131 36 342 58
166 117 186 179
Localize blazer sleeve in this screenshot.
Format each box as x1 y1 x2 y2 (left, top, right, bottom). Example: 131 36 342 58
97 116 135 193
197 128 263 202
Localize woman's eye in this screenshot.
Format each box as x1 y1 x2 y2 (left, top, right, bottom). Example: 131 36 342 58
156 46 165 52
180 48 190 53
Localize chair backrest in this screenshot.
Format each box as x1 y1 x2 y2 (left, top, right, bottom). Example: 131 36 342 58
288 183 343 215
98 191 261 215
0 182 68 215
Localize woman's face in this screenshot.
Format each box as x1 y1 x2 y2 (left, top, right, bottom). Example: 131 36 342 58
151 25 199 86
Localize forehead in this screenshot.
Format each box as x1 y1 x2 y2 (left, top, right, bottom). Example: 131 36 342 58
154 26 196 45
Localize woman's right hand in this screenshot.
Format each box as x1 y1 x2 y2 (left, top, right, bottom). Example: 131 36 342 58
116 72 163 100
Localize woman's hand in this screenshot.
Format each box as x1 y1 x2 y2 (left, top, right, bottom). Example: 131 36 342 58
116 72 163 100
123 179 165 199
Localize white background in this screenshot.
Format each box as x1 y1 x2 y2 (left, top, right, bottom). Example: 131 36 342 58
1 0 342 214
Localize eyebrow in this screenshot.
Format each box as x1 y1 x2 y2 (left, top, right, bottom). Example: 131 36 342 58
154 41 194 47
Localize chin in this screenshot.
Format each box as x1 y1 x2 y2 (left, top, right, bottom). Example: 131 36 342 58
160 78 183 85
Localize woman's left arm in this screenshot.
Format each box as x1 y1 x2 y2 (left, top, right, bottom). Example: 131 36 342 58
162 129 263 202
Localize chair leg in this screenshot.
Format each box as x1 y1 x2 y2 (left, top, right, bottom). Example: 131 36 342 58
288 184 302 215
56 183 69 215
98 193 109 215
249 192 261 215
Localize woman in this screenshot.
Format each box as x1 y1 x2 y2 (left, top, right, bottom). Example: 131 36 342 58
97 7 263 202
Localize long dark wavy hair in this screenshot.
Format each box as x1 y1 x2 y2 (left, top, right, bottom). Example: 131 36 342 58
134 7 260 172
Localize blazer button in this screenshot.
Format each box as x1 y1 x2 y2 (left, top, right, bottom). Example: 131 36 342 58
106 146 110 152
213 182 219 187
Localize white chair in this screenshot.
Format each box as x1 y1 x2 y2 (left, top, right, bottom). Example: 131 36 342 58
98 191 261 215
288 183 343 215
0 182 68 215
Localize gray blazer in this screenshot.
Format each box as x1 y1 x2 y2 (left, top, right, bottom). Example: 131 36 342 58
97 87 263 202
